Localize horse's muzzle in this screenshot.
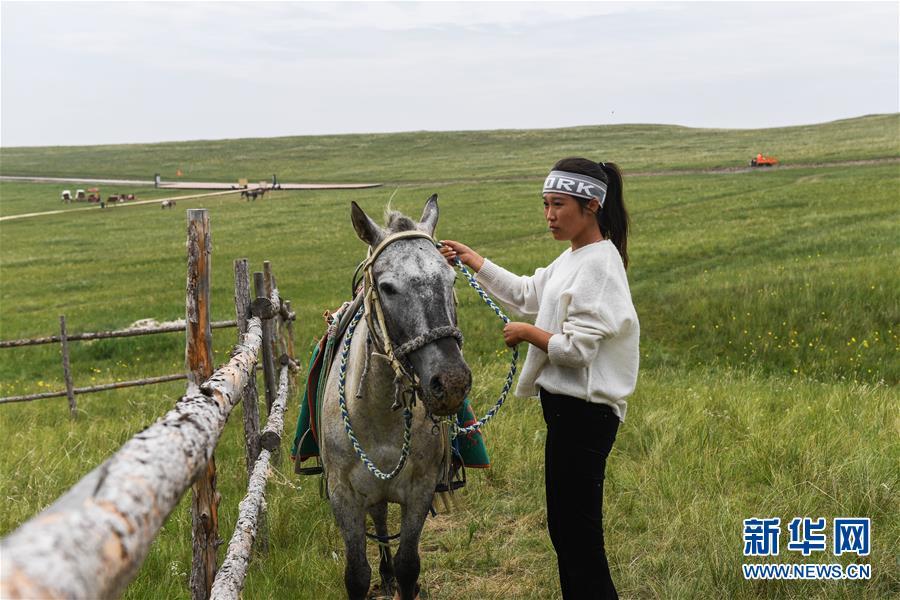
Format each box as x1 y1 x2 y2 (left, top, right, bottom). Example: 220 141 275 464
422 365 471 416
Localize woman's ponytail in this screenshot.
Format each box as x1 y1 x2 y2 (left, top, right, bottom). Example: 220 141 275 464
597 162 629 269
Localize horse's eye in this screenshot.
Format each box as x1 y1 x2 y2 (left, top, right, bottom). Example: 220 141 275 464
379 282 398 296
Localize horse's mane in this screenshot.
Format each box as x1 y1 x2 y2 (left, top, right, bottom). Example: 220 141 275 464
384 209 418 233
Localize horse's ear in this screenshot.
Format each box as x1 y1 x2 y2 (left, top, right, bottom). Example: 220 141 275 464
351 201 384 247
418 194 439 236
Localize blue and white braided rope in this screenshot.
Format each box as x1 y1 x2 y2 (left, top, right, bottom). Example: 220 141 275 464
449 256 518 437
338 305 413 480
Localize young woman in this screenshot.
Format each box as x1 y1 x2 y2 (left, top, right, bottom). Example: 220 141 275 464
440 157 639 599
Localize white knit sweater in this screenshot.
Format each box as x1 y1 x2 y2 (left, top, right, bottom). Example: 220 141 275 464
475 240 639 421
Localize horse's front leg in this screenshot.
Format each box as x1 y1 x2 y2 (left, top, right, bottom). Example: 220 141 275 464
329 490 371 600
394 490 433 600
370 502 396 597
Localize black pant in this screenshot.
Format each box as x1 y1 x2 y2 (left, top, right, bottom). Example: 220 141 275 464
540 388 619 600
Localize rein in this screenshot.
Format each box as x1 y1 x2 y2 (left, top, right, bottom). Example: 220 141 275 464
447 257 518 438
337 231 518 481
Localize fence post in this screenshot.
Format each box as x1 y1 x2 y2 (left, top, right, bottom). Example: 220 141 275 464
263 264 287 467
59 315 76 418
233 259 261 479
253 272 277 415
284 300 297 387
263 262 285 360
186 209 219 600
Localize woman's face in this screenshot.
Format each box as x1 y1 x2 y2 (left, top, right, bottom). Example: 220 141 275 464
542 192 599 242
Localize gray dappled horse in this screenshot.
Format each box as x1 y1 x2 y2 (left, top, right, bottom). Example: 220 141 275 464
320 196 472 599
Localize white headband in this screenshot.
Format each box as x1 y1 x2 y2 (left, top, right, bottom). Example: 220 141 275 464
543 170 608 207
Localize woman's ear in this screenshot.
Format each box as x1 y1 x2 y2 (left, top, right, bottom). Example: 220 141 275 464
587 198 601 214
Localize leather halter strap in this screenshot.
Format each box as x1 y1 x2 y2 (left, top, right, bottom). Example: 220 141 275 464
360 230 463 399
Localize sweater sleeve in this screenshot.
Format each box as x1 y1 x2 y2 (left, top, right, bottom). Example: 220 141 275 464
475 258 552 317
546 253 625 368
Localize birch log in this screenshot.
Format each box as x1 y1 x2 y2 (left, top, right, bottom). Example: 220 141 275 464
209 365 290 599
259 367 289 452
209 449 273 600
0 319 262 600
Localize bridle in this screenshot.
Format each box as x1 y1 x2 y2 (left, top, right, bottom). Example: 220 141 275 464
337 229 517 481
360 230 464 406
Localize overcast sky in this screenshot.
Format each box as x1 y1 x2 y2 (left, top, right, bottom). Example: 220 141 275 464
1 1 897 147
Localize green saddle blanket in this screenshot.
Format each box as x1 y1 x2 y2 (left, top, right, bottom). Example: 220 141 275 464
291 334 489 470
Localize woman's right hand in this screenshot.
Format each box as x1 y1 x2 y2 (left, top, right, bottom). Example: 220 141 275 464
439 239 485 272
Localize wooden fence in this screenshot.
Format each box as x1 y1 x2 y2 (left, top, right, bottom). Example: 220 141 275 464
0 209 299 600
0 318 240 412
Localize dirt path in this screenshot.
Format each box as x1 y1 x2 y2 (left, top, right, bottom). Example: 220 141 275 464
0 189 245 223
626 156 900 177
385 156 900 187
0 175 381 190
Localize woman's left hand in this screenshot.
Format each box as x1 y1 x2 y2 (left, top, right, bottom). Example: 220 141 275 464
503 322 552 351
503 322 532 347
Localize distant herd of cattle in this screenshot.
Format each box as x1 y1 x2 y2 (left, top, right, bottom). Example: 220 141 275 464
60 186 271 208
60 189 135 205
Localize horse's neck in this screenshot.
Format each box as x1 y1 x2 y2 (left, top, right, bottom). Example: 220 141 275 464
347 319 401 422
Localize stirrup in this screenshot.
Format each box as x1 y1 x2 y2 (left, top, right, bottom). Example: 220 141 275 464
294 429 325 476
434 460 466 493
296 463 324 476
295 454 324 476
434 479 465 493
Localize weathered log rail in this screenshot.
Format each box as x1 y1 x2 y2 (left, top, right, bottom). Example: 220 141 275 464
0 319 263 599
0 318 240 413
210 365 290 600
0 372 190 404
0 209 299 600
0 319 238 348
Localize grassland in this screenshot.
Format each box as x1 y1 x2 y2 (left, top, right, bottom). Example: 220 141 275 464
0 114 898 599
1 114 897 184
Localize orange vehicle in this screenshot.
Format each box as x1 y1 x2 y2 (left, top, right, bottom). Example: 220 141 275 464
750 153 779 167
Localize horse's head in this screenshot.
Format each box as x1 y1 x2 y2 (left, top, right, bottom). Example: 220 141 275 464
350 195 472 416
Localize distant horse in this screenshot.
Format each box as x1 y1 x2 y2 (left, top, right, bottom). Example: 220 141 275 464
160 199 176 209
320 196 471 600
241 188 267 201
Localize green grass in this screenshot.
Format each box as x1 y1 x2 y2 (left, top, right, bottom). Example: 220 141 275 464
0 116 898 598
1 114 898 184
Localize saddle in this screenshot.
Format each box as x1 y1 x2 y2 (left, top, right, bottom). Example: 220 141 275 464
291 292 364 474
290 295 490 479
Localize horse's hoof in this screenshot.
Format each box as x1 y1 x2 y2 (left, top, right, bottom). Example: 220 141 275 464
367 583 393 599
391 585 421 600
